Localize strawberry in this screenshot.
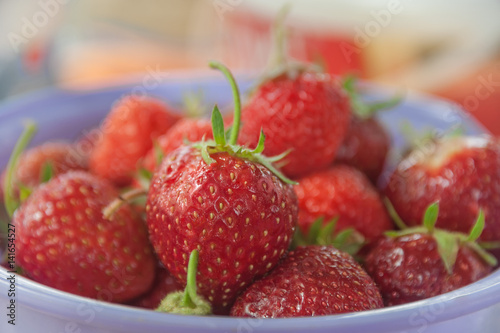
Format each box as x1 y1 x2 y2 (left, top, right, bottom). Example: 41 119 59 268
336 116 390 183
1 141 87 199
335 75 399 183
13 170 156 302
364 203 496 306
384 135 500 243
146 62 298 312
128 263 183 309
141 118 212 172
230 245 383 317
89 95 180 187
238 71 350 178
236 12 350 178
294 165 393 243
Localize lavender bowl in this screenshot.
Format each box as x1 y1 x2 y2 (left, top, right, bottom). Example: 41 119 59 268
0 72 498 333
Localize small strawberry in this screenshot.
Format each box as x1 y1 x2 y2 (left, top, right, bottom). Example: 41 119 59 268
13 170 156 302
128 263 183 309
141 118 212 172
230 245 383 318
335 75 399 183
146 62 298 312
237 12 350 178
384 135 500 243
364 202 496 306
294 165 393 243
1 141 87 200
89 95 180 187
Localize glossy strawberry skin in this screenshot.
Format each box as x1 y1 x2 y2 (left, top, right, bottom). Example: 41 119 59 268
146 146 298 310
238 72 350 178
385 136 500 242
230 245 383 318
336 116 390 183
364 234 492 306
89 95 180 186
128 264 183 309
141 118 212 172
14 171 156 302
294 165 393 242
1 142 87 197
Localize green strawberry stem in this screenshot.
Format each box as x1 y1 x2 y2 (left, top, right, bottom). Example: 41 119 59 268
208 62 241 146
383 198 408 230
102 188 146 219
201 62 297 185
342 75 402 119
157 250 212 315
3 121 37 218
268 4 291 70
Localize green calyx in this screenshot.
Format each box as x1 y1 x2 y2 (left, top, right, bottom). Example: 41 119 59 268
342 75 402 120
157 250 212 315
192 61 296 185
3 121 37 218
292 217 365 257
385 201 497 274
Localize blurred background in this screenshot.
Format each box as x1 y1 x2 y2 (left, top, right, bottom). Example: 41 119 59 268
0 0 499 134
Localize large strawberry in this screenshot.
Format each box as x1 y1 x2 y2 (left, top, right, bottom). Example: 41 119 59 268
294 165 392 242
146 62 298 312
230 245 383 317
364 203 496 306
141 117 212 172
89 95 180 187
384 135 500 243
13 170 156 302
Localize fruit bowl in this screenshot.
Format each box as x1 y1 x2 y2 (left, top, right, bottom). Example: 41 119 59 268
0 72 499 333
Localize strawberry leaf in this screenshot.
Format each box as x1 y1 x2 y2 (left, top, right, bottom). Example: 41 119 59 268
211 105 226 146
467 209 485 242
251 129 266 154
383 197 408 230
423 202 439 232
466 242 497 267
18 183 32 202
40 161 54 183
434 229 459 274
153 140 165 167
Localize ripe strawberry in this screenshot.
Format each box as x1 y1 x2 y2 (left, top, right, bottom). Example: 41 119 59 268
230 245 383 317
364 203 495 306
294 165 393 242
141 117 212 172
89 95 180 187
335 75 400 183
336 116 390 183
384 135 500 242
1 141 87 199
128 263 183 309
146 62 298 312
13 170 156 302
238 71 350 178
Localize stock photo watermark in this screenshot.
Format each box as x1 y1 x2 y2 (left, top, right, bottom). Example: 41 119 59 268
461 64 500 113
7 0 71 53
212 0 243 21
340 0 404 63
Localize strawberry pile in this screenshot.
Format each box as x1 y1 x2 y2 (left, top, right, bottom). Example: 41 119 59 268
1 45 500 318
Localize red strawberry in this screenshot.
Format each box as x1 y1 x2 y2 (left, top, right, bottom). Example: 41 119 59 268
364 203 495 306
146 62 298 312
1 141 87 198
230 245 383 317
128 263 183 309
384 135 500 242
336 116 390 183
238 71 350 178
294 165 393 242
89 95 180 186
141 118 212 172
13 171 156 302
